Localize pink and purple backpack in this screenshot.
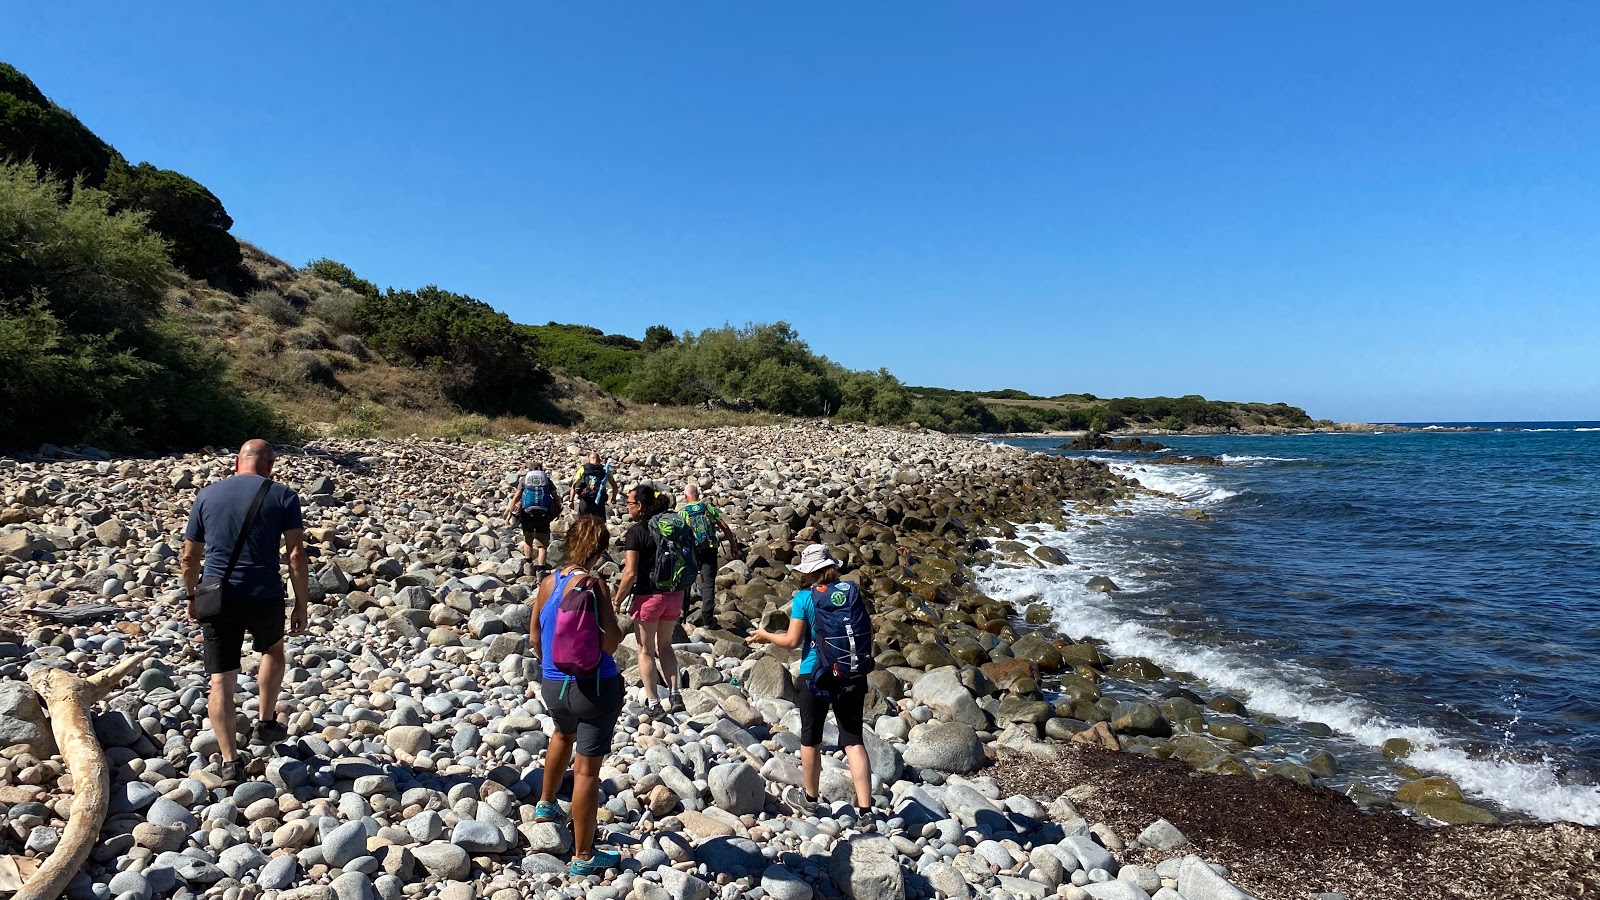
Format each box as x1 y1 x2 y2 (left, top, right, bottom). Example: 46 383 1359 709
550 569 603 676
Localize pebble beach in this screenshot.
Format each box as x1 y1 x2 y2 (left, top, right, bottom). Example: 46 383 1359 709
0 424 1594 900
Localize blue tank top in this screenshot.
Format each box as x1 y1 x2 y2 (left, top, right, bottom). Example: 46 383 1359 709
539 568 619 681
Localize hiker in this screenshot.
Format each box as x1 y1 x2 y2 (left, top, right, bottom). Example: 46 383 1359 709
504 468 562 574
746 543 877 830
180 439 309 785
614 484 696 713
679 484 740 629
528 514 625 876
570 453 619 519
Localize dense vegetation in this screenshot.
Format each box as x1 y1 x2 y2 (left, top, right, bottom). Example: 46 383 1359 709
0 59 1317 450
0 63 240 282
0 160 277 449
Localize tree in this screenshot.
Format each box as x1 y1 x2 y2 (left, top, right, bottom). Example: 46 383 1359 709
641 324 676 353
0 62 121 187
103 162 239 280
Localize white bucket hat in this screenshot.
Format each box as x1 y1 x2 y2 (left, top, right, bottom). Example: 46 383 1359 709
789 544 840 574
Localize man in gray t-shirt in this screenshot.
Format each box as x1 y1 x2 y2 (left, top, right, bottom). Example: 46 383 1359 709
181 439 309 784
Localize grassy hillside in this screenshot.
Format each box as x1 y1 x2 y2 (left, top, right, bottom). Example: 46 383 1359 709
0 60 1319 450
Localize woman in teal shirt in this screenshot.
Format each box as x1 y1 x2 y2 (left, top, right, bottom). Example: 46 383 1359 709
747 544 875 828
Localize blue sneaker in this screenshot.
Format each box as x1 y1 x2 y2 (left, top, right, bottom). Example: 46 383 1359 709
568 849 621 877
533 800 564 823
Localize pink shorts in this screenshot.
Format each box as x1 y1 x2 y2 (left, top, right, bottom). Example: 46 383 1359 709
632 590 684 622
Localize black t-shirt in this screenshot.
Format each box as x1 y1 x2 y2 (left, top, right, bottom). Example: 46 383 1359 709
624 521 658 594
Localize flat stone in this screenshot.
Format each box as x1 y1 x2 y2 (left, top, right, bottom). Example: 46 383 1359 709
828 835 904 900
451 819 508 854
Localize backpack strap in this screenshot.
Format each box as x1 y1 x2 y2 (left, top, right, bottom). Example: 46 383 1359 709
222 479 273 585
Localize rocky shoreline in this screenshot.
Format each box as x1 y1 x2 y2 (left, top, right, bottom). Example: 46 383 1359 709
0 425 1594 900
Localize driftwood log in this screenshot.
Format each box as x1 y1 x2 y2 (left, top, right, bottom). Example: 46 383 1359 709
16 651 151 900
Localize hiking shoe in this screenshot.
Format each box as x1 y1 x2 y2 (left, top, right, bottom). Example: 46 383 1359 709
782 785 817 818
568 848 621 877
219 757 248 787
665 693 683 714
533 800 564 823
853 807 879 833
253 719 289 744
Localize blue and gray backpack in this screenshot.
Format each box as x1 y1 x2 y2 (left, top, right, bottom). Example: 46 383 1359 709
808 580 874 681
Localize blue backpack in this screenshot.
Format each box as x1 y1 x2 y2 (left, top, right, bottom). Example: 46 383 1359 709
522 480 553 513
808 581 874 681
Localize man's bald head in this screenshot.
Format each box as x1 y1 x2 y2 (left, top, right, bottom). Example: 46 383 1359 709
237 439 276 476
684 484 701 501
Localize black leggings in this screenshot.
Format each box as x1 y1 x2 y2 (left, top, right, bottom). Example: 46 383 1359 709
797 674 867 747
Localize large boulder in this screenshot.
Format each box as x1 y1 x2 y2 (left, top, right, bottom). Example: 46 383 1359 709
902 721 986 774
909 666 988 731
744 655 796 703
0 683 57 755
1110 701 1172 738
708 763 764 816
829 835 905 900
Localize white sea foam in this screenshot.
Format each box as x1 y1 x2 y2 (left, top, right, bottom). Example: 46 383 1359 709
1218 454 1305 464
1573 427 1599 432
1102 460 1238 505
979 477 1600 826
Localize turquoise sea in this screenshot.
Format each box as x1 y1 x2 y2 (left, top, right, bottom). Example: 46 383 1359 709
988 423 1600 825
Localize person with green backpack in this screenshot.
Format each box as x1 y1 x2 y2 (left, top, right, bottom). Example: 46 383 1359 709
614 483 698 714
678 484 741 629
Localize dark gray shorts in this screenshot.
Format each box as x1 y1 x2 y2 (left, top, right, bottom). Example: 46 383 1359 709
541 674 624 757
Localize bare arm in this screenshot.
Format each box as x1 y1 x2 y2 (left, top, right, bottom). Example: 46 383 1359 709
748 613 806 650
504 493 522 522
615 549 640 610
717 520 740 554
594 579 622 653
181 539 205 619
285 529 310 634
529 572 554 653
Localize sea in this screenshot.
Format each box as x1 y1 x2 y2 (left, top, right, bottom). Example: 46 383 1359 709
985 422 1600 826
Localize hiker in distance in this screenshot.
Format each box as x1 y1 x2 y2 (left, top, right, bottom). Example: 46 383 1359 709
614 484 698 714
570 452 619 520
679 484 741 629
180 439 309 784
504 467 562 575
528 514 625 876
747 543 878 830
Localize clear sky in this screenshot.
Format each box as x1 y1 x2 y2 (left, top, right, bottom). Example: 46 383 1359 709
9 2 1599 422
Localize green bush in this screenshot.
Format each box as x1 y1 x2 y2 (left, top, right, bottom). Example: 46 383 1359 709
306 257 380 300
0 63 121 188
308 288 363 334
525 322 643 392
355 285 552 417
102 161 239 281
628 321 847 416
247 289 300 326
0 159 278 450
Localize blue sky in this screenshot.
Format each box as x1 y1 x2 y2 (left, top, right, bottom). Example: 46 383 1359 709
9 2 1599 421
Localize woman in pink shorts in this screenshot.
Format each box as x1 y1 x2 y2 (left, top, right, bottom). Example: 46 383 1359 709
615 484 684 713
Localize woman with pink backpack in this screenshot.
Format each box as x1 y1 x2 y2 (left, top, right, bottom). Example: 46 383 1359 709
528 514 625 876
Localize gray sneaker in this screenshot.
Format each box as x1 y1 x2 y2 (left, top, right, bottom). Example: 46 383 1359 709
782 786 817 818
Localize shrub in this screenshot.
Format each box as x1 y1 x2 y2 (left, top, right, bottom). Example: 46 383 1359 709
354 285 552 417
0 63 120 187
334 333 369 359
525 322 643 392
102 161 239 280
247 289 301 326
437 413 495 441
306 257 379 299
284 323 331 350
308 288 363 334
641 324 676 353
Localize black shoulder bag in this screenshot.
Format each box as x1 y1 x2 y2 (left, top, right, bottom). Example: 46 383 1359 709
193 479 272 621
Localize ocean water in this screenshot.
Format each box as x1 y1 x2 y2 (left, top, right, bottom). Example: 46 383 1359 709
986 423 1600 826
